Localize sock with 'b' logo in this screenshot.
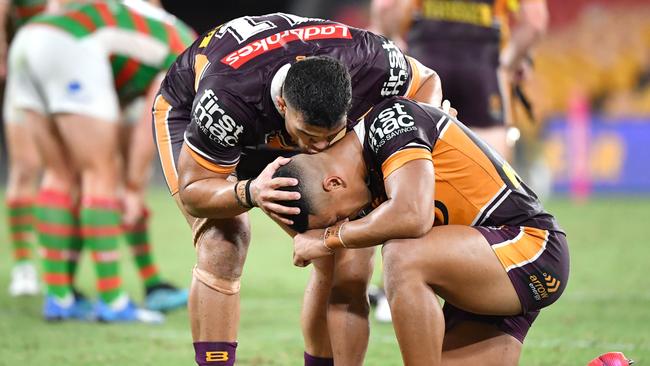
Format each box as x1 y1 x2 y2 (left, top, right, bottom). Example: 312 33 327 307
194 342 237 366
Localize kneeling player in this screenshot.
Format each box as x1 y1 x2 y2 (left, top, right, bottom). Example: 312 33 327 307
275 97 570 365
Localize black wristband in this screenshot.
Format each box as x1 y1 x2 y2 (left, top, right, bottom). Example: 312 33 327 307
244 179 255 207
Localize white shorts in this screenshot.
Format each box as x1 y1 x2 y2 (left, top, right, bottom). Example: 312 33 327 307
3 25 120 124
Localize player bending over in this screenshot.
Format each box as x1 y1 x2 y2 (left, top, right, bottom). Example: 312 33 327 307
275 96 569 366
153 13 441 365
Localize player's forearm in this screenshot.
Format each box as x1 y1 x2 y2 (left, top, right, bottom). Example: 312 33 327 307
500 1 548 71
340 198 433 248
370 0 410 39
180 178 250 219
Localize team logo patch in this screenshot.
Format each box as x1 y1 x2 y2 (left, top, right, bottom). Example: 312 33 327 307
528 272 560 301
221 24 352 69
193 89 244 147
368 102 416 152
380 40 409 96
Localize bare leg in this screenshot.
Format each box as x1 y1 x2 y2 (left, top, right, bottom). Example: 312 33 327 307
302 256 335 358
382 225 522 366
442 322 522 366
327 248 375 366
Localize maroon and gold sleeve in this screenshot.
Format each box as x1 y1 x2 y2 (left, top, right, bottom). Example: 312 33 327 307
361 97 438 179
183 84 256 175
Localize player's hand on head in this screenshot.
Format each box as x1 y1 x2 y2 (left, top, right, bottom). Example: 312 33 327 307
441 100 458 118
250 157 301 221
292 229 334 267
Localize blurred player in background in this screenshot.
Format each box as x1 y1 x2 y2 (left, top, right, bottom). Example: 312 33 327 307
3 0 194 321
370 0 549 160
1 0 47 297
277 96 569 366
154 13 441 365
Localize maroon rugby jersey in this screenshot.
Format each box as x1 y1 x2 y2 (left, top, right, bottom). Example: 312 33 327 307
352 97 561 231
157 13 422 174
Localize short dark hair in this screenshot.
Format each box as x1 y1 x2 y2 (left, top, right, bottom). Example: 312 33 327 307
272 161 314 233
283 56 352 129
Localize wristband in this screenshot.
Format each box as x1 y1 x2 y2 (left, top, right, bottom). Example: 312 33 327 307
323 222 348 251
244 179 255 207
234 180 251 208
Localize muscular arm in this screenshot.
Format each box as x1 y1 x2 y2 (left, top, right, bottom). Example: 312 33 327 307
178 147 301 221
125 74 165 193
339 159 435 248
408 57 443 107
500 0 548 73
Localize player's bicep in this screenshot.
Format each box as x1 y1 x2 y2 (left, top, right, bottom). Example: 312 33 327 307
383 158 435 233
184 86 249 175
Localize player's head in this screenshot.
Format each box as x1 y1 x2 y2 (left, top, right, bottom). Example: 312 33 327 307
279 56 352 153
273 153 370 233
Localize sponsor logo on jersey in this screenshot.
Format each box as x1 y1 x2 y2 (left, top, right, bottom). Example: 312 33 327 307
221 24 352 69
368 102 416 152
380 40 409 96
193 89 244 147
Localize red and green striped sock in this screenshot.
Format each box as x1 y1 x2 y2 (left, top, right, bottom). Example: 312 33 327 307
34 190 77 299
81 198 123 304
6 198 35 264
123 208 162 288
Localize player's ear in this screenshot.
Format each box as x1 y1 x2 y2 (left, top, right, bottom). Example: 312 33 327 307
276 95 287 114
323 175 346 192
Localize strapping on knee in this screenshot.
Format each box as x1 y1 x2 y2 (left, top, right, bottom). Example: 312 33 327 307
193 265 241 295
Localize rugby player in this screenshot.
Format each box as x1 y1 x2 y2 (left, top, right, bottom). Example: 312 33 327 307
1 0 48 297
371 0 549 159
4 0 194 321
276 97 569 365
153 13 441 365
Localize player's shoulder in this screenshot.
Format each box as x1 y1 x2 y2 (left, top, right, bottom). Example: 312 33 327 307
365 97 436 124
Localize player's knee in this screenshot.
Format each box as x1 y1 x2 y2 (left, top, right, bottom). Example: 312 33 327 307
193 217 251 295
8 160 41 187
382 241 425 294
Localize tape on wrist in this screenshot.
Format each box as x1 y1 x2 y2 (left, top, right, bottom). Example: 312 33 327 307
234 180 252 208
323 222 348 251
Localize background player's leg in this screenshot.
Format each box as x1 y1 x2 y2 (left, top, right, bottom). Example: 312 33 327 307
4 122 42 296
118 123 188 312
441 321 522 366
382 225 522 366
53 113 160 322
327 248 375 366
25 110 90 320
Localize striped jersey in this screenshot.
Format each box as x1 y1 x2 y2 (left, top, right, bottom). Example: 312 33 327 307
354 97 562 232
10 0 47 28
30 0 196 101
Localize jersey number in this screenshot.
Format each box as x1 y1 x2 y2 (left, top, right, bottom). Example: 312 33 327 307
215 13 318 44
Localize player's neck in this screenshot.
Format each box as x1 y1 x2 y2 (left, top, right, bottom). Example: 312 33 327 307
325 133 367 183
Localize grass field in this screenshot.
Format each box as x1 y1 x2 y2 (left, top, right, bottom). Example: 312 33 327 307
1 190 649 365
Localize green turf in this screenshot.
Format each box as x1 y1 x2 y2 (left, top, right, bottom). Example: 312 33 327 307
1 190 649 365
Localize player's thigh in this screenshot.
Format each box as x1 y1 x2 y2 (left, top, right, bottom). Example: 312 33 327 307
382 225 521 315
4 122 41 170
441 321 521 366
53 114 120 170
22 110 73 177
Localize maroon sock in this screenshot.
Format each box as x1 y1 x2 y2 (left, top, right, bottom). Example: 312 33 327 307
304 352 334 366
194 342 237 366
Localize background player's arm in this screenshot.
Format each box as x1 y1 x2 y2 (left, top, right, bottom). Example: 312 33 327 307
369 0 416 49
0 0 9 79
338 159 435 248
500 0 549 74
122 74 165 226
178 148 300 223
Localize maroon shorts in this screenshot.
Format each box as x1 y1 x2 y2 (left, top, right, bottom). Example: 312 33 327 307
444 226 569 343
408 41 505 128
